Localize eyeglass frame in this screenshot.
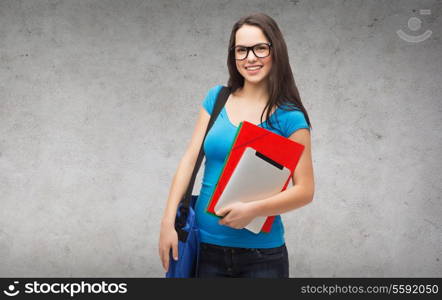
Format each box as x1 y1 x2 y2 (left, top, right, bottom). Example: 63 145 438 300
230 42 272 60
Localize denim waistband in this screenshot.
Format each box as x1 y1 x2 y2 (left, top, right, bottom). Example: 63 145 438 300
200 242 286 254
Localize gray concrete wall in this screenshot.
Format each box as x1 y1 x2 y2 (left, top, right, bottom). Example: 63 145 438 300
0 0 440 277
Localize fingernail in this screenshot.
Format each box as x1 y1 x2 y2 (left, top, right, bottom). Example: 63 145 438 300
174 256 178 261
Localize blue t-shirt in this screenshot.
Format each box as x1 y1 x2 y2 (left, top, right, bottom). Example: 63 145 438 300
195 84 310 248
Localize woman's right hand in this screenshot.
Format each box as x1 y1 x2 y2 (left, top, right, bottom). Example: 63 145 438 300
158 221 179 272
158 106 211 273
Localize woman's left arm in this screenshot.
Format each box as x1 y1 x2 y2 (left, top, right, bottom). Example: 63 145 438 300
250 128 315 217
217 128 314 228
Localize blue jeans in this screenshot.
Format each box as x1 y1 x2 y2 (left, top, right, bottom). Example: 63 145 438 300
196 242 289 278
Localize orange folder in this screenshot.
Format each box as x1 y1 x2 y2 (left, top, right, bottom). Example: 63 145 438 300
206 120 305 233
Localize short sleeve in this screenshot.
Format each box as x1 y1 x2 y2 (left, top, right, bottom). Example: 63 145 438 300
202 85 223 115
283 109 310 137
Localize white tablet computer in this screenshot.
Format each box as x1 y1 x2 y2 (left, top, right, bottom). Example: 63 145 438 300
214 146 292 234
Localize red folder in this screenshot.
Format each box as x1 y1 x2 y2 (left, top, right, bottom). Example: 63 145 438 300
206 120 305 233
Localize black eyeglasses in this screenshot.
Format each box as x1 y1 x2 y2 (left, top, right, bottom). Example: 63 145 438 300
230 42 272 60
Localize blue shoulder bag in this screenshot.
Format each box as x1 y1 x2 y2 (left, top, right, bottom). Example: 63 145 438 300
165 86 230 278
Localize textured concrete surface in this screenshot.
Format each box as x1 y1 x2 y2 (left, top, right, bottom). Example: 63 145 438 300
0 0 441 277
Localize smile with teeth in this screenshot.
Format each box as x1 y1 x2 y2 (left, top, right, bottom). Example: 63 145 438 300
246 66 263 70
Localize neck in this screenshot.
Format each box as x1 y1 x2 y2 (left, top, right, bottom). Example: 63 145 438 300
237 80 269 104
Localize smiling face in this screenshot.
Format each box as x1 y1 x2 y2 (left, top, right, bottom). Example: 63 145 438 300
234 24 272 84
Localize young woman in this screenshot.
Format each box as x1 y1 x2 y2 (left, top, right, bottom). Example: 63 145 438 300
159 13 314 278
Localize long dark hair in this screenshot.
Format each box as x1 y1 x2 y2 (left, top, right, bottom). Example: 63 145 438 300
226 13 312 131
